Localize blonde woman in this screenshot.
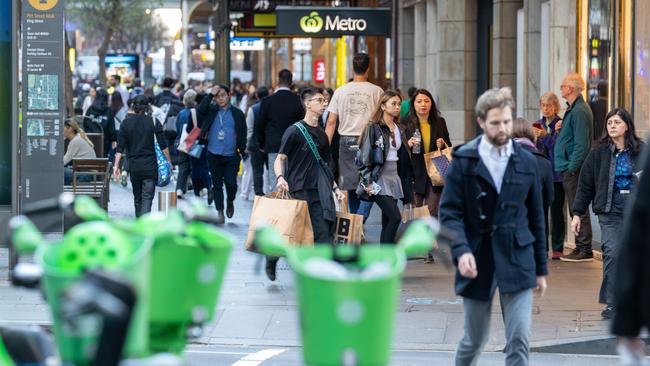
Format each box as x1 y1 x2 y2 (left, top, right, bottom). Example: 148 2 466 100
63 119 96 184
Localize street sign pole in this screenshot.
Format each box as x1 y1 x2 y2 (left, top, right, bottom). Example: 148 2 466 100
20 0 66 232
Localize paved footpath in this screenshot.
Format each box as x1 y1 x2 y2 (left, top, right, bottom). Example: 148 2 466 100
0 181 635 365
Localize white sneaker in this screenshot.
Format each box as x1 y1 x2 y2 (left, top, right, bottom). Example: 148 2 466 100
176 189 183 199
200 188 208 197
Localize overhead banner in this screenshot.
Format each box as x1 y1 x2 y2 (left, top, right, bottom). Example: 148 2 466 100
275 7 391 37
21 0 65 230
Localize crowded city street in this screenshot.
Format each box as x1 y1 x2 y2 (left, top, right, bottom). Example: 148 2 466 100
2 0 650 365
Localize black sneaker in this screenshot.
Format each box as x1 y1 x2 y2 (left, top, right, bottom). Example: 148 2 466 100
601 306 615 319
226 200 235 218
559 249 594 262
208 190 214 205
265 256 279 281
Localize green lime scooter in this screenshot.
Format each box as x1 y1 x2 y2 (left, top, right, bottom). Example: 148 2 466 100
3 193 233 365
250 218 450 366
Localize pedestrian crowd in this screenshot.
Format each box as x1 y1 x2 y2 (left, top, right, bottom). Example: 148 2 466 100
65 54 650 365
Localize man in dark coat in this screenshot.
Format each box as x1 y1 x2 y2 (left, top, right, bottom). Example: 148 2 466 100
439 87 548 366
611 140 650 361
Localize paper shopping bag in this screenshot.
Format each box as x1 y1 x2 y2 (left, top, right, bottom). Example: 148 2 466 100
424 143 453 186
401 203 431 224
334 211 364 245
245 192 314 250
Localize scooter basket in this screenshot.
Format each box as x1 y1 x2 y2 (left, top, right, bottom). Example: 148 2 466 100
37 221 152 366
288 245 406 366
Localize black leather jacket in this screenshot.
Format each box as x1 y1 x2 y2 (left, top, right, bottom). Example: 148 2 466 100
357 121 413 203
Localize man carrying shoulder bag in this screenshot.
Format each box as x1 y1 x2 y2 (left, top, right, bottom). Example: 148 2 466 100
266 87 344 281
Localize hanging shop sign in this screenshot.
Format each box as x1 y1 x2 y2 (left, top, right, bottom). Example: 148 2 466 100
314 60 326 83
20 0 65 230
275 7 391 37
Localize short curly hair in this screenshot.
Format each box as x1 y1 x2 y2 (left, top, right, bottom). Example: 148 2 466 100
475 87 515 120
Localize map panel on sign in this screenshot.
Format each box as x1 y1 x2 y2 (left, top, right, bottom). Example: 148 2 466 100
27 74 58 110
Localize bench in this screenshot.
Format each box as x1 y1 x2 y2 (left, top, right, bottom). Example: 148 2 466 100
63 158 112 209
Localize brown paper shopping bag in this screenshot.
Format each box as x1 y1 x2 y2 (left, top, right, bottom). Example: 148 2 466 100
245 192 314 250
401 203 431 223
333 190 364 245
334 211 364 245
424 143 453 186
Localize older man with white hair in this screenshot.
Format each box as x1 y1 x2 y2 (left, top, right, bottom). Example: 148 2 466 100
555 73 594 262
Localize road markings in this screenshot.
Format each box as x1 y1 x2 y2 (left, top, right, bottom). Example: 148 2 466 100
230 348 287 366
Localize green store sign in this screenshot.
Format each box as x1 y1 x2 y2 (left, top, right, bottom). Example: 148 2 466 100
277 7 391 37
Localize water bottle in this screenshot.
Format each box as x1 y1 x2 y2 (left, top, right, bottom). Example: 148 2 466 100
413 128 422 154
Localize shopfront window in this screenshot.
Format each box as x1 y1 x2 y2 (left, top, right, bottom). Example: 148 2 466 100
634 0 650 138
587 0 613 140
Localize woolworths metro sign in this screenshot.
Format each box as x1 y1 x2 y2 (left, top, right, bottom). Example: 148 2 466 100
276 7 391 37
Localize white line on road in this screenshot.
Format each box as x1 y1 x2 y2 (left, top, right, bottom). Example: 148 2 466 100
230 348 287 366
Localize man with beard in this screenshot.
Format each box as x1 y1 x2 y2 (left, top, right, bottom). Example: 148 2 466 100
439 87 548 366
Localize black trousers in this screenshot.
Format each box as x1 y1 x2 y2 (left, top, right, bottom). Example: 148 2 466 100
130 174 156 217
550 181 566 252
250 143 267 196
293 189 334 243
563 171 593 253
175 151 191 194
207 153 241 211
371 195 402 244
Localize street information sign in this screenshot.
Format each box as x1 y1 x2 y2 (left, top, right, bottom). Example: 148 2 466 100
21 0 65 230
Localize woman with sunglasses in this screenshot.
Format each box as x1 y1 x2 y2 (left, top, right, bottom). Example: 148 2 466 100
571 108 644 319
357 90 413 244
401 89 451 217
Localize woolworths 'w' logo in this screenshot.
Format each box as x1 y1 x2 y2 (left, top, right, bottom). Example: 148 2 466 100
300 11 324 33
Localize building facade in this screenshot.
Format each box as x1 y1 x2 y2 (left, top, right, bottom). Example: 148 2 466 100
398 0 648 145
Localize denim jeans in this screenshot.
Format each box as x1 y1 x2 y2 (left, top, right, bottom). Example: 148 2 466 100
455 289 533 366
347 190 374 221
267 153 279 192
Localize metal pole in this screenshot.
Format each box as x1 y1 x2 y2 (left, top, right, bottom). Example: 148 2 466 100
9 0 19 269
181 0 189 84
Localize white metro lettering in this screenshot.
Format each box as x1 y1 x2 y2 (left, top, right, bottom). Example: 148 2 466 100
325 15 368 31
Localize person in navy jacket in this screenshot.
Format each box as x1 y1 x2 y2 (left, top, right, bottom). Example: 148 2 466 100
439 87 548 366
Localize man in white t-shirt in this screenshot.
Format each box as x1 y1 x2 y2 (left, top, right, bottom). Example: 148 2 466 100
325 53 383 216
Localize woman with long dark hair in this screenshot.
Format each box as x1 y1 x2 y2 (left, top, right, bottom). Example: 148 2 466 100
357 90 413 244
400 89 451 217
84 88 115 159
571 108 644 319
113 95 172 217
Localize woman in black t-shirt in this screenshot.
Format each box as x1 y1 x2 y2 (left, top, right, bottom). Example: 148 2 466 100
113 95 171 217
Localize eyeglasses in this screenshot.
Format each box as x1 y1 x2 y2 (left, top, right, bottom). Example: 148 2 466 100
308 97 326 104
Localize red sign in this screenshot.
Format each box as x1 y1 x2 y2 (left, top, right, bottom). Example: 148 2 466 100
314 60 326 83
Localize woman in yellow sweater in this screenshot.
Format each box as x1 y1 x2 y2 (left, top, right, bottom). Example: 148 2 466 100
400 89 452 217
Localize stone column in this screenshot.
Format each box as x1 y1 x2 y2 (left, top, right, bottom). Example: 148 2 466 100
436 0 478 143
491 0 523 97
549 0 578 107
413 2 427 89
426 0 438 94
524 0 542 121
398 5 415 91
